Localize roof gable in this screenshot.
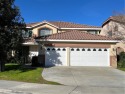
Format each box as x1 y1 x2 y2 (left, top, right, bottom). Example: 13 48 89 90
26 21 59 28
102 15 125 27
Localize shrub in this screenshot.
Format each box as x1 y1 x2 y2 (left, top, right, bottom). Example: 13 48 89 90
118 52 125 68
31 56 43 67
31 56 38 66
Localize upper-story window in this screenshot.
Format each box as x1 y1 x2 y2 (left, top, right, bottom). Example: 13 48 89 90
87 30 98 34
39 28 52 36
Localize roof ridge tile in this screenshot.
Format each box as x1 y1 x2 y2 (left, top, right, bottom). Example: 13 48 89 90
27 20 101 28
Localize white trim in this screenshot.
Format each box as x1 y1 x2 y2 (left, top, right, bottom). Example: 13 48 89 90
26 21 59 29
107 48 110 66
22 42 38 45
36 39 119 43
26 27 32 28
60 28 102 30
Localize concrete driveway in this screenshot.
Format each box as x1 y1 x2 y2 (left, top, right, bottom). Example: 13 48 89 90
0 67 124 94
42 67 125 94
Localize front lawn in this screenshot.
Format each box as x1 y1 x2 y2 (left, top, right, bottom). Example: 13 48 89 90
118 68 125 71
0 64 60 85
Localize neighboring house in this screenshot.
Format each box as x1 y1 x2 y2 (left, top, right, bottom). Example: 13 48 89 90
22 20 118 68
101 16 125 55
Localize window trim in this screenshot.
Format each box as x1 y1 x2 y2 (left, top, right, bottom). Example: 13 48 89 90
38 27 52 36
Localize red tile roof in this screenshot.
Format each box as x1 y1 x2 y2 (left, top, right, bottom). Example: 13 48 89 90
36 30 115 40
26 21 101 28
48 21 100 28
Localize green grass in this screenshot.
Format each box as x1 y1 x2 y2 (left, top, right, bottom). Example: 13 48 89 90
118 68 125 71
0 64 60 85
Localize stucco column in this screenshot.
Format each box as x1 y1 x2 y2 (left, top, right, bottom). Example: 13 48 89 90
110 45 117 68
67 47 70 66
38 43 45 66
38 44 45 55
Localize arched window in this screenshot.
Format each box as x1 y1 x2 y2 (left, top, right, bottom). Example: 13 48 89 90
88 49 91 51
98 49 102 51
76 48 80 51
71 48 74 51
82 48 85 51
39 28 52 36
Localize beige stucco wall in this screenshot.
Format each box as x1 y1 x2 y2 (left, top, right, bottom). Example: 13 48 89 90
109 45 117 68
110 45 117 56
30 45 38 51
100 21 125 68
109 43 125 68
101 21 125 36
116 42 125 52
101 21 125 52
32 24 58 36
66 47 70 66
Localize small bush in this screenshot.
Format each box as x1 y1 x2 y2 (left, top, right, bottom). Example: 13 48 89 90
118 52 125 68
31 56 38 66
31 56 42 67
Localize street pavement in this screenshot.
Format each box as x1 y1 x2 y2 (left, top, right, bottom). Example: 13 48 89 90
0 80 75 94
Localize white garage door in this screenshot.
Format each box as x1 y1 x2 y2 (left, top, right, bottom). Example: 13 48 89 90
70 48 109 66
45 47 67 66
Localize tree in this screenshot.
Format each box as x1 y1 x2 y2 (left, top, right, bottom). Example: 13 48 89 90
0 0 26 71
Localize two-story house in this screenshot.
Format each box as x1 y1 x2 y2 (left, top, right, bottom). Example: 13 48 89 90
22 20 118 68
101 15 125 56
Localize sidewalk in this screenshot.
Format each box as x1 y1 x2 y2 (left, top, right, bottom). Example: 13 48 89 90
0 80 75 94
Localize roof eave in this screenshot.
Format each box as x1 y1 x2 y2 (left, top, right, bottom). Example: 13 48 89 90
102 18 112 27
36 39 119 43
26 27 32 28
60 28 102 30
26 21 59 29
22 42 38 45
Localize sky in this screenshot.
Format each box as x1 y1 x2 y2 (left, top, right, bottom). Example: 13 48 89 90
15 0 125 26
